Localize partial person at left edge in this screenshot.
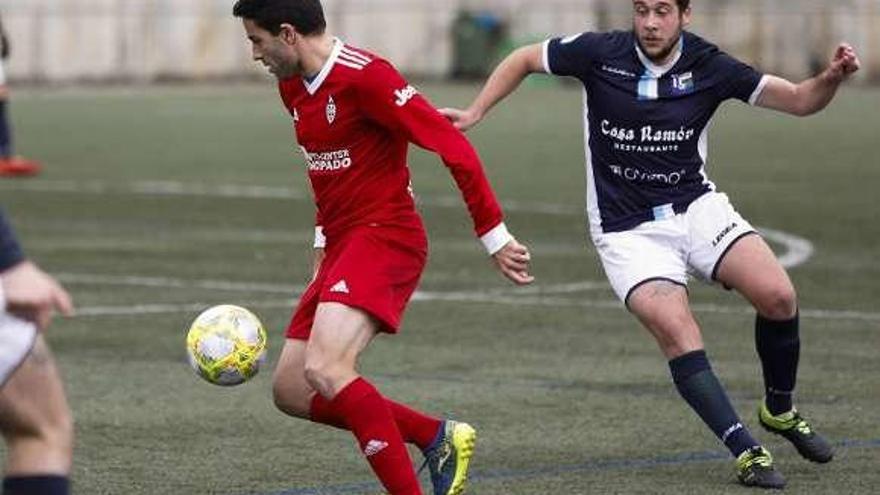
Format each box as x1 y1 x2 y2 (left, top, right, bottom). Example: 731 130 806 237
0 207 75 495
0 12 41 178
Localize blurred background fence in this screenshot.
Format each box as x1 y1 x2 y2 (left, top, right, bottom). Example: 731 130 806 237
2 0 879 84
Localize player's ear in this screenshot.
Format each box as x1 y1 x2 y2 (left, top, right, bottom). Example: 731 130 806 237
681 7 692 27
279 23 298 45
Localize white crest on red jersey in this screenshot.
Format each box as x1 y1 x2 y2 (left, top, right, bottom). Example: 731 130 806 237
293 108 299 124
326 96 337 124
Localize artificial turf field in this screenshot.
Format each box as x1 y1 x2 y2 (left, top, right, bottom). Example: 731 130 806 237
2 81 878 494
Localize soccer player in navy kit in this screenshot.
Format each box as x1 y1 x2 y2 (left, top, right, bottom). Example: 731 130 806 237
233 1 533 494
442 0 860 488
0 208 74 495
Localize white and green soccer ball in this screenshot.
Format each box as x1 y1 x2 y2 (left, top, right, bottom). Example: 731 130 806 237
186 305 267 386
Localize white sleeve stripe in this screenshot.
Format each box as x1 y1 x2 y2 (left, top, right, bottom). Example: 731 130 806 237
749 75 770 106
314 226 327 249
340 47 371 64
542 39 553 74
338 52 368 68
336 59 365 71
480 222 513 255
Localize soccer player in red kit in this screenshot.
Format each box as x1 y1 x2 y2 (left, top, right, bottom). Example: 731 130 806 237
233 1 533 494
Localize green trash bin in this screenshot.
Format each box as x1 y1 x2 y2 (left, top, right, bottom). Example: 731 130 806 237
451 11 507 80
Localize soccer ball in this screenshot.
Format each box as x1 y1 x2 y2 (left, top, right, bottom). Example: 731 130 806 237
186 305 267 386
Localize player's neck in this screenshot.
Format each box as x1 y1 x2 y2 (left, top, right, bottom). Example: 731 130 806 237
639 35 683 69
297 33 336 79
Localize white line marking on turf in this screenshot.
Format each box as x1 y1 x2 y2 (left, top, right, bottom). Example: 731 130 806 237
5 180 815 267
76 300 296 317
64 273 880 321
57 273 302 294
0 179 309 200
758 227 814 269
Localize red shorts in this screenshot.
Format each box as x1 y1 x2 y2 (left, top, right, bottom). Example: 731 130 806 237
286 226 428 340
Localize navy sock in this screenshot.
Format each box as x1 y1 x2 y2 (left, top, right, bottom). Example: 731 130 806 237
0 100 12 158
2 475 69 495
755 312 800 415
669 350 759 457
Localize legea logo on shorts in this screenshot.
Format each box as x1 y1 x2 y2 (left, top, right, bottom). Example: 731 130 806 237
712 222 738 247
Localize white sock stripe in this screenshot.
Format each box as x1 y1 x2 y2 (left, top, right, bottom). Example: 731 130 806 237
721 422 743 443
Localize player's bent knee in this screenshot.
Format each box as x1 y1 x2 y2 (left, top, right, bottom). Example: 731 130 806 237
303 365 336 400
635 312 703 359
39 404 74 454
303 360 352 400
2 407 73 460
756 286 798 320
45 412 74 461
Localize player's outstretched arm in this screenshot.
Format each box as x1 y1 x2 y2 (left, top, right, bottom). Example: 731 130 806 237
1 261 74 331
440 43 545 131
492 238 534 286
756 43 861 116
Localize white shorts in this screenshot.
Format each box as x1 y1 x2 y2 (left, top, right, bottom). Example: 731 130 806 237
593 192 757 304
0 312 37 386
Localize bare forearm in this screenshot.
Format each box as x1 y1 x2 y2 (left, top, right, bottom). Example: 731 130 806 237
469 46 541 119
792 72 843 116
757 43 860 117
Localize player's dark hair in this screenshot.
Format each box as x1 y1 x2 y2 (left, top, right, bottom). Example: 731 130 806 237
232 0 326 36
677 0 691 12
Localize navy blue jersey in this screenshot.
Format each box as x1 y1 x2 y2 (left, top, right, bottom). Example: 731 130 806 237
0 208 24 271
543 30 766 234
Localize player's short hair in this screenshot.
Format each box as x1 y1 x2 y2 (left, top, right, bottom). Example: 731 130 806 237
232 0 326 36
677 0 691 12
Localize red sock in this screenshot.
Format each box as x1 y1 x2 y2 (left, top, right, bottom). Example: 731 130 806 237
311 394 441 451
387 400 442 450
309 393 348 430
329 378 422 495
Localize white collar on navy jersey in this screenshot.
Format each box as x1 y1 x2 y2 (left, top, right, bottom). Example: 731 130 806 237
635 35 684 78
303 37 343 95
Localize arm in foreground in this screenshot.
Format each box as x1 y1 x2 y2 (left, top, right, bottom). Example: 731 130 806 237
756 43 861 117
439 43 545 131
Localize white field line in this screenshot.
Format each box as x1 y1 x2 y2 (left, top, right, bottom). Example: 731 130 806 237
56 273 302 295
0 179 574 214
0 179 309 200
7 179 814 267
27 230 586 256
758 227 814 269
64 273 880 322
59 273 607 296
76 300 297 317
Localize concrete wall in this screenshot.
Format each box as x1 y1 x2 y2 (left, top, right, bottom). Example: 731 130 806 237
2 0 878 83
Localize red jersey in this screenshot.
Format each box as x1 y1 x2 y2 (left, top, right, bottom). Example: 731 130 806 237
278 39 510 252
